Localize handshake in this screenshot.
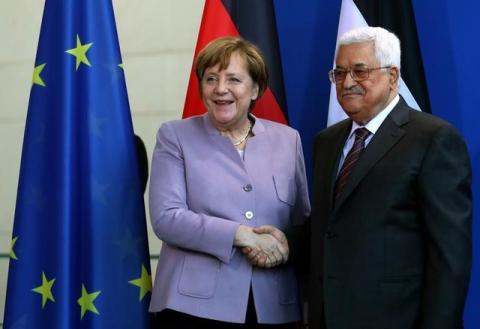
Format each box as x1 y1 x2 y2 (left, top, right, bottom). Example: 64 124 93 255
234 225 289 268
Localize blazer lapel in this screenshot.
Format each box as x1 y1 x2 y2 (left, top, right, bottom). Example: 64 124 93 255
243 116 267 171
334 99 410 211
202 114 248 172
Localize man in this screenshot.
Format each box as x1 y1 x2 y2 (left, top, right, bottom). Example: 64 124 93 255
309 27 472 329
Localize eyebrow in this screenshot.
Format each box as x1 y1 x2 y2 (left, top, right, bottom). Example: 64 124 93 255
204 71 243 78
335 62 369 69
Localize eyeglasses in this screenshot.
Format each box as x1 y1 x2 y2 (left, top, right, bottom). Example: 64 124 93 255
328 65 391 84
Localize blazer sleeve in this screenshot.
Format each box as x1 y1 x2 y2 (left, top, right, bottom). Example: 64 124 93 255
293 131 311 226
417 124 472 328
287 131 311 268
149 123 240 264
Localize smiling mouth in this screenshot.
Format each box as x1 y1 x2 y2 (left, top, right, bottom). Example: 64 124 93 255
214 100 234 105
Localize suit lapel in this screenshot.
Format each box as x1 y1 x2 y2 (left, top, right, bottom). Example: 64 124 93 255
334 99 410 211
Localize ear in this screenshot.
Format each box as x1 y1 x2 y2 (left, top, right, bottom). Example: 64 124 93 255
389 66 400 89
251 84 259 100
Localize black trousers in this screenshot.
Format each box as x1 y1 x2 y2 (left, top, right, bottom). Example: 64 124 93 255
153 293 298 329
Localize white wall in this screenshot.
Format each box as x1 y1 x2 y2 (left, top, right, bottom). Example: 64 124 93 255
0 0 204 323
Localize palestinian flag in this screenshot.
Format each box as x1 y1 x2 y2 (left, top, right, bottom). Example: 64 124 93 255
327 0 431 126
183 0 288 124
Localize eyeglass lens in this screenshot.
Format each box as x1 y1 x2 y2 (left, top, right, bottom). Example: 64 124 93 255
334 65 369 82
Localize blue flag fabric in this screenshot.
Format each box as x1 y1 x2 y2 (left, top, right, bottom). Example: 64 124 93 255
3 0 152 328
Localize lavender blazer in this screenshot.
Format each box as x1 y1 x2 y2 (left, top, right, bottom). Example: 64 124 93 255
149 114 310 323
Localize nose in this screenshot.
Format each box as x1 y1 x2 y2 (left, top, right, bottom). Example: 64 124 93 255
214 78 228 94
341 70 357 88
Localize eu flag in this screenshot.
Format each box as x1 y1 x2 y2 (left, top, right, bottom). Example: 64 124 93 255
3 0 152 328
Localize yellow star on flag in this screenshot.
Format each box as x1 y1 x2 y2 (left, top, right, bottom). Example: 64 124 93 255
32 63 46 87
10 236 18 260
128 265 152 300
77 284 101 319
65 34 93 70
118 63 124 69
32 272 56 308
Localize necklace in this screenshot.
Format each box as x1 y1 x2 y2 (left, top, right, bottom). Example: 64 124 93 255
232 122 252 146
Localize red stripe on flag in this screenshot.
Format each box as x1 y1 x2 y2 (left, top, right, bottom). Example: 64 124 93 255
183 0 287 124
251 89 287 124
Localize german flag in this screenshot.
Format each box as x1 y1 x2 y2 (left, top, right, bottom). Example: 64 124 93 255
182 0 288 124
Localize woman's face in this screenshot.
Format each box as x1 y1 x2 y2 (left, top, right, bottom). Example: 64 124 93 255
201 51 259 130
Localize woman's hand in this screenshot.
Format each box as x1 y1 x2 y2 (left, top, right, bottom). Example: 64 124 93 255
234 225 289 268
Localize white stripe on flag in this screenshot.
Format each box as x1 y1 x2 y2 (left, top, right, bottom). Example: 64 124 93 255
327 0 421 127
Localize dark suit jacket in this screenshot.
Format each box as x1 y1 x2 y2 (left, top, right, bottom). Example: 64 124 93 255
308 97 472 329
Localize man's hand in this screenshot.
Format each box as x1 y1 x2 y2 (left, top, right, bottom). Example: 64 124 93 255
240 225 289 268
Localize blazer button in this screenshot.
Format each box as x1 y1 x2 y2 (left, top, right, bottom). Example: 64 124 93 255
245 211 254 220
243 184 253 192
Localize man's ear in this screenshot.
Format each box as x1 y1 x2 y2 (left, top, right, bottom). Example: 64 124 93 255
389 66 400 88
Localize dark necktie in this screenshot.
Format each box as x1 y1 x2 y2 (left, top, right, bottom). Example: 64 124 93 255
334 128 371 201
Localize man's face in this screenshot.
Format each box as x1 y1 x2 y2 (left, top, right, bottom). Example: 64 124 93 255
335 42 398 125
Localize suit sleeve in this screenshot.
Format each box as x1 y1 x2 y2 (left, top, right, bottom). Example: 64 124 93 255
418 124 472 328
149 123 240 264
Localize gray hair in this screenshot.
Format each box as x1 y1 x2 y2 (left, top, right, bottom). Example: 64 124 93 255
337 26 401 69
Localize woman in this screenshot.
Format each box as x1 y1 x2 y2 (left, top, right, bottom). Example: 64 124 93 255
149 36 310 328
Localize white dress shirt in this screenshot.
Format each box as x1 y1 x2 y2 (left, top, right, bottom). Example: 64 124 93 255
337 95 400 174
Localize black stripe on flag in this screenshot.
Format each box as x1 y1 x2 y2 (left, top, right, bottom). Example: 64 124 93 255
222 0 288 120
